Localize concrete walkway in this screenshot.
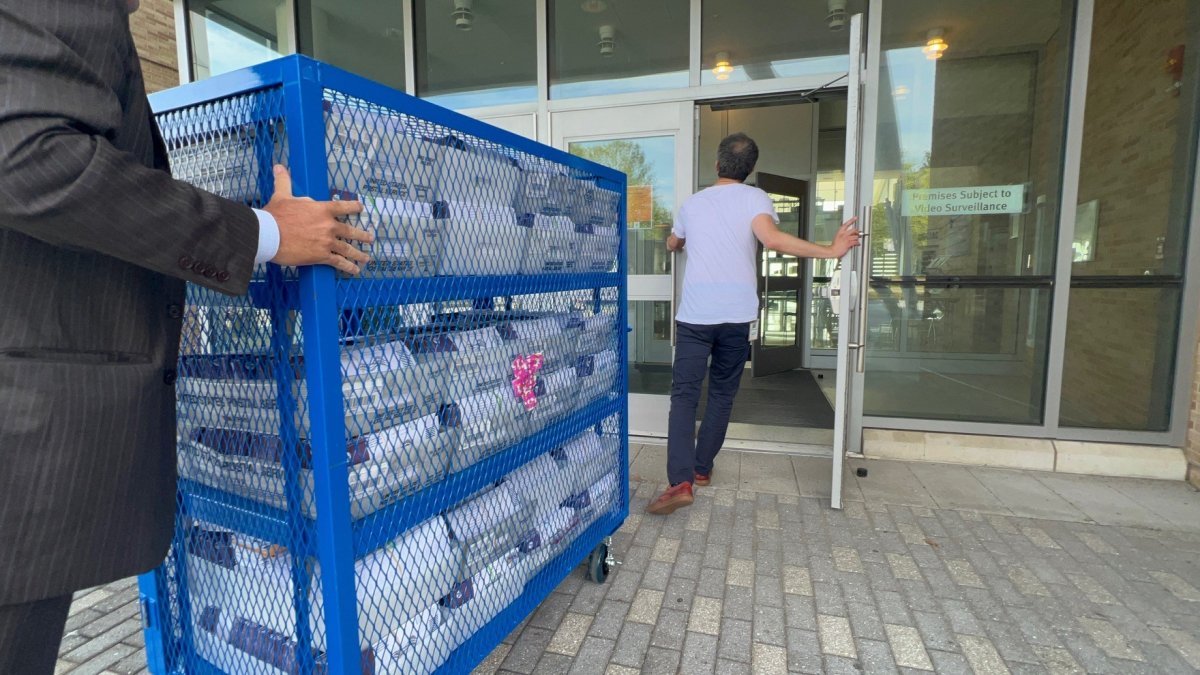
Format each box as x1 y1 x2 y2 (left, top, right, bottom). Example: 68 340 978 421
630 444 1200 532
56 447 1200 674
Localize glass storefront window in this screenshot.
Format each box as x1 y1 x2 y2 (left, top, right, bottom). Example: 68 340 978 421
550 0 689 99
863 0 1073 424
865 286 1052 424
569 136 676 276
812 103 849 351
297 1 405 91
1061 288 1182 431
1059 0 1197 431
627 301 673 395
414 0 537 109
187 0 286 80
700 0 863 86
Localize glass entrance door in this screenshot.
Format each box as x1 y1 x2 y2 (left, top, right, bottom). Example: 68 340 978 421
830 11 873 509
752 173 809 376
834 0 1081 505
552 103 693 436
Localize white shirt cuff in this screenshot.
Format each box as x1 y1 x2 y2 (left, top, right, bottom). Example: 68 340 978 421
253 208 280 264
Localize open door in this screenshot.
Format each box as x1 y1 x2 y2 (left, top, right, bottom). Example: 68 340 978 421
752 173 809 377
831 8 879 509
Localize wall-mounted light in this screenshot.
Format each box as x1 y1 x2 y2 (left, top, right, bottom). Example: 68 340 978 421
713 51 734 80
598 25 616 57
923 28 948 60
893 85 910 99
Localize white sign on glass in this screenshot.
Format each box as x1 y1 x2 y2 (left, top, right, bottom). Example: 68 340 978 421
901 184 1026 216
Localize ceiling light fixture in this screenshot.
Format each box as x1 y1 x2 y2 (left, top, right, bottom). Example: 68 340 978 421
923 28 948 60
826 0 847 31
712 51 734 80
598 25 616 57
452 0 473 31
581 0 607 13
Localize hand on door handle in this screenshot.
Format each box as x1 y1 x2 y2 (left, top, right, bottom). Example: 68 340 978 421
829 217 862 258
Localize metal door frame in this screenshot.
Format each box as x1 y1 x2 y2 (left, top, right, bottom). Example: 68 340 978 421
551 102 694 437
831 9 879 509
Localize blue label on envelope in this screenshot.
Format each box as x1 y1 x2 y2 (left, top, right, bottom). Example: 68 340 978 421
441 579 475 609
562 491 592 510
519 530 542 553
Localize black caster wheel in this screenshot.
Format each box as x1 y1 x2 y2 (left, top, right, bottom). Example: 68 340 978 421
587 542 611 584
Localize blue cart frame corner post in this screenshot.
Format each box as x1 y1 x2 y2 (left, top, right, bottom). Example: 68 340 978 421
138 54 629 675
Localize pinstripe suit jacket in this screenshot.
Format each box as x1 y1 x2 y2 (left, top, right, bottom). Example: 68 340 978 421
0 1 260 604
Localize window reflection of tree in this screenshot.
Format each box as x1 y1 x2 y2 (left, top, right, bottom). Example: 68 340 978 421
571 139 674 275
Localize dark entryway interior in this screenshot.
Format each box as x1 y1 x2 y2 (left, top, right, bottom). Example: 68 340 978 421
698 369 835 429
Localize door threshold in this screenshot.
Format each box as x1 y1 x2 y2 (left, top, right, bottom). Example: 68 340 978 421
630 433 834 458
724 422 834 445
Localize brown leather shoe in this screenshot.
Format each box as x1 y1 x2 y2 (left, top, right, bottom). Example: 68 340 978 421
694 470 711 487
646 481 694 515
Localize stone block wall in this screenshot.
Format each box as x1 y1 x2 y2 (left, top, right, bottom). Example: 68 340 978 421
130 0 180 94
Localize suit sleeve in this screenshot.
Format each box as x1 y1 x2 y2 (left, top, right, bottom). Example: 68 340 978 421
0 4 258 296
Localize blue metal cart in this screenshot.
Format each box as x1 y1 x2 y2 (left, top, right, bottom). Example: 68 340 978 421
136 55 628 675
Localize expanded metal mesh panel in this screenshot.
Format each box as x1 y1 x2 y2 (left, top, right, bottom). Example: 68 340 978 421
140 58 628 675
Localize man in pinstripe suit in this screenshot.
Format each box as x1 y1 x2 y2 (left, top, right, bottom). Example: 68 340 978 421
0 2 374 671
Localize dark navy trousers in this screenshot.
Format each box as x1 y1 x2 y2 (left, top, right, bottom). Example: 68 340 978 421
0 594 71 674
667 321 751 486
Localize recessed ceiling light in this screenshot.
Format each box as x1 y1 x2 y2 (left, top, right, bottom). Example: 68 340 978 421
581 0 608 14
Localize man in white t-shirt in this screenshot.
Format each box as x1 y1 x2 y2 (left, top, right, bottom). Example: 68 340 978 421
646 133 860 515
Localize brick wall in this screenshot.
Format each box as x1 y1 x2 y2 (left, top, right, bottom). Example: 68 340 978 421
1060 0 1188 432
1060 289 1170 429
130 0 180 93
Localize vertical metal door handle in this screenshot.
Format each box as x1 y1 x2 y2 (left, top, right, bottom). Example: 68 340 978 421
855 206 871 373
670 250 678 347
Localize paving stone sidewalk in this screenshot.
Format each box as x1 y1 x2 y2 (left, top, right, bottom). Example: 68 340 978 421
57 453 1200 674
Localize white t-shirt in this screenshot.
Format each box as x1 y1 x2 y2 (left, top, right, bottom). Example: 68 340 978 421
672 183 778 325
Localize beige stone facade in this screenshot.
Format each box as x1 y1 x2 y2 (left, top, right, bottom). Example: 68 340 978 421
1189 314 1200 487
130 0 179 94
